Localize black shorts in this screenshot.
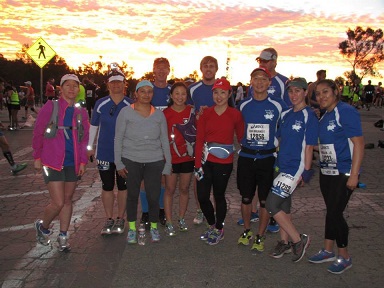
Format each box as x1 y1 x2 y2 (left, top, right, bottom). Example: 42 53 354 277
43 166 78 184
9 104 21 110
172 161 194 174
237 156 275 202
98 162 126 191
365 94 373 104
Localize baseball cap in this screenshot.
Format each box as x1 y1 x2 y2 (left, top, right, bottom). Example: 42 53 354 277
256 50 277 61
107 68 125 82
60 74 80 86
212 78 231 91
136 80 154 91
250 67 271 79
24 81 32 85
286 77 308 90
153 57 170 69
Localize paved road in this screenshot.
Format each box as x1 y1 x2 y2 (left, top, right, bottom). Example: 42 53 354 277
0 107 383 288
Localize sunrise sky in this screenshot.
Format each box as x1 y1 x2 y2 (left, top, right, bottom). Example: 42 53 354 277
0 0 383 84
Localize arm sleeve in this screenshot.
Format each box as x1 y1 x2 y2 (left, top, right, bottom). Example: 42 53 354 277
194 112 206 168
88 125 99 147
160 113 172 175
114 108 127 171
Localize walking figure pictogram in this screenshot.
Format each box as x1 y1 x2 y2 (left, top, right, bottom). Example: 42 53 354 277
37 42 46 59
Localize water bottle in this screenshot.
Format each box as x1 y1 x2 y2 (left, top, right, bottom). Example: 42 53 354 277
138 223 146 245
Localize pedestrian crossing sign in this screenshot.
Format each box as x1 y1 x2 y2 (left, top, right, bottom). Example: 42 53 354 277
26 37 56 68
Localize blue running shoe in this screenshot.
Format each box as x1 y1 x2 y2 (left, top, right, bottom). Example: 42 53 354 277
237 218 245 225
250 211 259 222
327 256 352 274
308 249 336 263
237 211 259 225
267 223 280 233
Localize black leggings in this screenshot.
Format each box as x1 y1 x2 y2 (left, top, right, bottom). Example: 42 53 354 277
320 173 353 248
197 161 233 230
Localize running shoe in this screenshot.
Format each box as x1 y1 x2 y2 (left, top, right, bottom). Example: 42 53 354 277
237 211 259 226
34 219 51 245
292 234 310 263
267 218 280 233
308 249 336 263
270 240 291 259
141 212 150 231
238 230 253 246
165 223 176 236
150 228 161 242
193 209 204 225
101 218 115 235
126 229 137 244
159 209 166 226
251 234 265 252
178 218 188 232
207 228 224 245
12 163 27 175
112 218 125 234
200 225 215 241
327 256 352 274
57 234 71 252
250 211 259 222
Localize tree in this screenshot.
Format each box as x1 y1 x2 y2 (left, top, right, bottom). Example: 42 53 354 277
339 26 384 82
15 44 32 64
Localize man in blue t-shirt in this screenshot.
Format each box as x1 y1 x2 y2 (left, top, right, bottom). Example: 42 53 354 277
244 48 290 232
151 57 172 111
88 68 133 235
237 67 287 252
189 56 218 113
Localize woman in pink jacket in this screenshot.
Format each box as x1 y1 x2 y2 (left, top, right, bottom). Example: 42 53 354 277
32 74 89 251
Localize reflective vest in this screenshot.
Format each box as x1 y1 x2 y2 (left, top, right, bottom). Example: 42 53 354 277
10 91 20 105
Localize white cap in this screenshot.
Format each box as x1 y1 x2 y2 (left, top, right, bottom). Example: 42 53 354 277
60 74 80 86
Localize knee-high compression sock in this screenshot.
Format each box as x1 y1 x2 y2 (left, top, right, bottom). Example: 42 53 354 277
140 190 149 213
3 151 15 166
159 186 165 208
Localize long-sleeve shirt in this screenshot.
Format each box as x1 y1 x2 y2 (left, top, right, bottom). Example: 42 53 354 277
194 106 244 168
114 105 172 175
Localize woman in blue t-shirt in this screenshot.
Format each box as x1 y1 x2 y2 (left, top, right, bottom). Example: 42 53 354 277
308 79 364 274
265 77 317 262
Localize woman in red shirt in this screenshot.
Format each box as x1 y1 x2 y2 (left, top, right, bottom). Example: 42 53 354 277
194 78 244 245
163 82 195 236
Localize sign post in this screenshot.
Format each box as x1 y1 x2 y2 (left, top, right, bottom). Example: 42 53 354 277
26 37 56 105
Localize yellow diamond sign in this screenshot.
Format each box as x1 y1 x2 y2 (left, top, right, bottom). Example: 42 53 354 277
26 37 56 68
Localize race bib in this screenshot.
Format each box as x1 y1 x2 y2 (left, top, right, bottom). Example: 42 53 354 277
86 90 93 98
319 144 339 175
271 172 299 198
97 160 110 171
246 123 269 145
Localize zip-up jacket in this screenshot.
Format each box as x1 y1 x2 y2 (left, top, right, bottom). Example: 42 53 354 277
32 97 90 174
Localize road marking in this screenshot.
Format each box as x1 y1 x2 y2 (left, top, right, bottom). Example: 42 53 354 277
0 190 48 199
1 186 100 287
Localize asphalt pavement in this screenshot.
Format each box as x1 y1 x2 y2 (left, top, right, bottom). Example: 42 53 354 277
0 106 383 288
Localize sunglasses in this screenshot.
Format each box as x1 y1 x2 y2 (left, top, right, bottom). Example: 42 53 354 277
109 105 116 116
